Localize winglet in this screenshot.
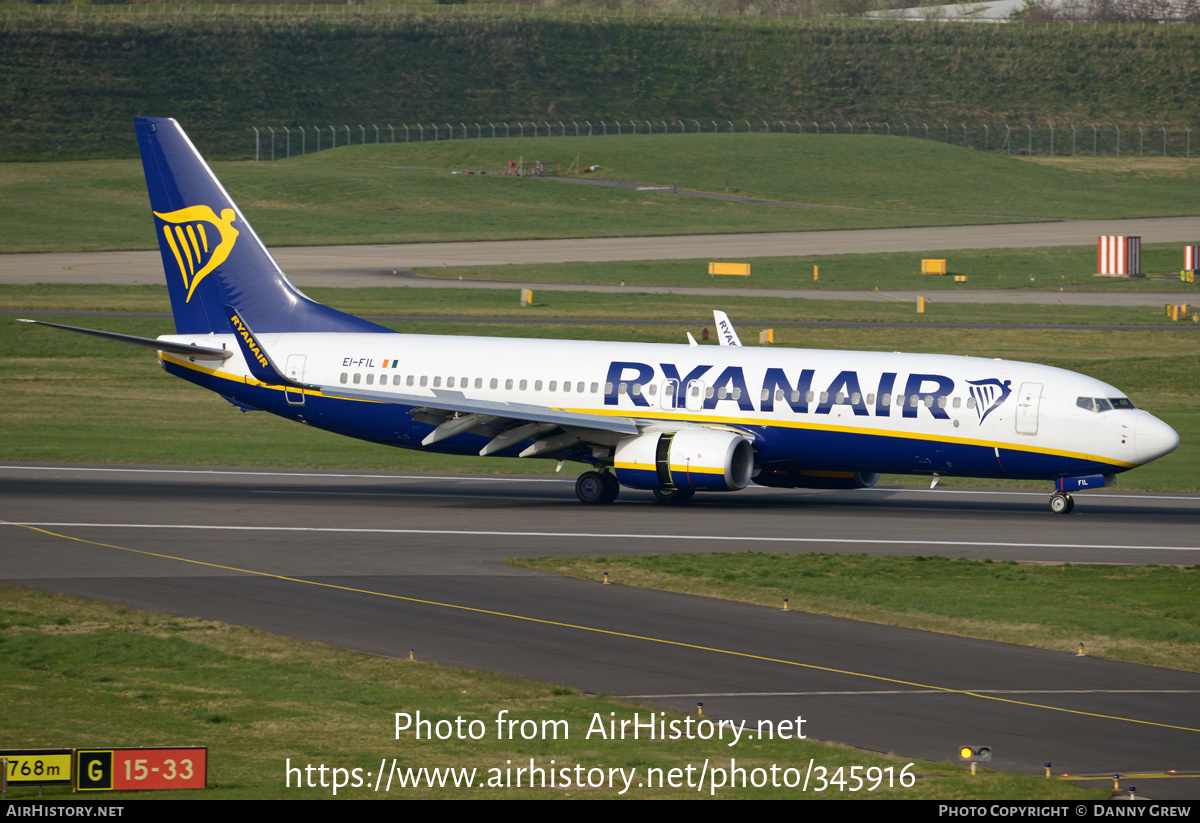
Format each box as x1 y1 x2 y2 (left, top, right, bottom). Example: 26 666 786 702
713 310 742 346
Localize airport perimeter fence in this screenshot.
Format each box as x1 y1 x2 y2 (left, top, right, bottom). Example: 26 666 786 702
251 119 1198 162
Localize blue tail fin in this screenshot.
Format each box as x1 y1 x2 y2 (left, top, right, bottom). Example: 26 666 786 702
136 117 392 335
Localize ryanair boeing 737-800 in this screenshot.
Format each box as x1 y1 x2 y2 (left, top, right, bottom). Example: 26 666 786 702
21 118 1180 513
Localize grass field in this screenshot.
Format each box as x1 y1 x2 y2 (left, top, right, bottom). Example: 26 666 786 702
3 13 1199 161
3 137 1199 254
5 281 1199 323
2 285 1195 491
429 243 1200 291
511 554 1200 673
8 584 1106 799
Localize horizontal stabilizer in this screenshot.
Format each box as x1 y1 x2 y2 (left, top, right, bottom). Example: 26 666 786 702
18 319 232 359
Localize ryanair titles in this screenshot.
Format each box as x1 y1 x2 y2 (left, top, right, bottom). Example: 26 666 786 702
229 312 269 369
603 360 1010 423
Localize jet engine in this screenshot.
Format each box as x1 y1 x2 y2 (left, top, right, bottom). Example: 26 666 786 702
613 429 755 492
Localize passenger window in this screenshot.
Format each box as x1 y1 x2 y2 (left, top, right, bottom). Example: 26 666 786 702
952 397 961 409
618 382 628 395
519 379 528 391
937 397 946 409
604 382 612 394
732 388 741 399
705 387 715 399
447 377 456 388
549 381 557 391
717 387 727 400
820 392 829 403
632 383 642 396
353 373 361 384
393 375 401 386
966 397 976 409
366 374 374 385
340 373 348 384
420 376 428 387
406 375 415 387
851 392 861 404
790 391 800 403
490 378 498 389
806 391 815 403
591 382 599 394
461 376 468 387
563 382 571 393
535 380 543 391
433 376 442 388
475 378 483 389
648 384 656 396
581 382 588 393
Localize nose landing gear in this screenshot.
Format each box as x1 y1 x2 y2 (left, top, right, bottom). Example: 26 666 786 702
1048 492 1075 514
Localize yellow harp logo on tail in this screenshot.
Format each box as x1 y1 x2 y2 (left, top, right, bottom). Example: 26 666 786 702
154 206 239 303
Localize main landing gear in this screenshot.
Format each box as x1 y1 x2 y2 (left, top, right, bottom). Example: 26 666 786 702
1048 492 1075 515
652 487 695 505
576 470 620 505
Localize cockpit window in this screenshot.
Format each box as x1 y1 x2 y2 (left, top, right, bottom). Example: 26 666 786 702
1077 396 1136 413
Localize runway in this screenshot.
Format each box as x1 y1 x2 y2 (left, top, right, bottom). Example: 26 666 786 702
3 464 1199 798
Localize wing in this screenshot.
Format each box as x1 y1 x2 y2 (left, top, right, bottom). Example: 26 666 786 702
321 384 639 457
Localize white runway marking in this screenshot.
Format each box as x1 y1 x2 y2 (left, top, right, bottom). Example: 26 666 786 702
5 522 1199 553
619 689 1200 698
0 465 571 483
5 466 1200 503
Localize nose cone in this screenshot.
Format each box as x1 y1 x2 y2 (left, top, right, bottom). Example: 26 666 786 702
1135 412 1180 464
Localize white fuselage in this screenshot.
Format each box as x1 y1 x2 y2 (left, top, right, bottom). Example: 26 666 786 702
159 330 1177 482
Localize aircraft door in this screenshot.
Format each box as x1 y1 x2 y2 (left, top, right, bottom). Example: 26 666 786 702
685 380 706 412
285 354 307 405
661 379 679 410
1015 382 1042 435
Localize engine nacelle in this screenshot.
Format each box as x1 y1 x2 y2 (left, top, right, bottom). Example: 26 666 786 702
613 429 755 492
753 467 881 490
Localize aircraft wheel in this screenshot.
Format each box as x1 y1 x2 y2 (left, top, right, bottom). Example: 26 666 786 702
600 472 620 504
1048 492 1073 514
652 487 696 505
576 471 613 505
